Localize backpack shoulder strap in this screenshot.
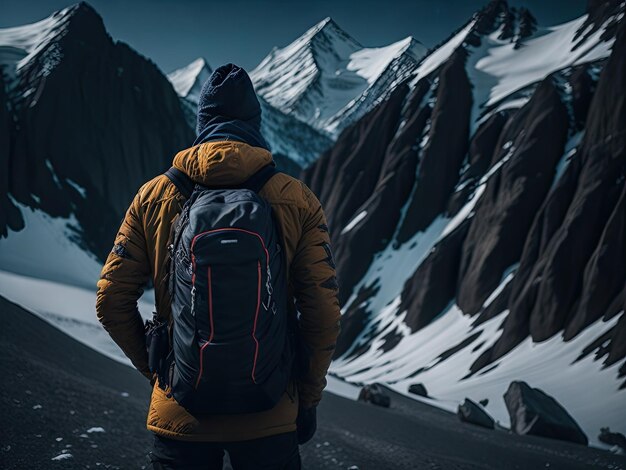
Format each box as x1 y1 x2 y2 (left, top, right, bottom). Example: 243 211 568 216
243 165 280 193
164 167 194 199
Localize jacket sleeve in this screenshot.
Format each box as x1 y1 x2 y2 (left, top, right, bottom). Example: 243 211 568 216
291 184 341 408
96 192 151 379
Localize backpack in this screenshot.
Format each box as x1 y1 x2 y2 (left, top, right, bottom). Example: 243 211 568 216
161 164 293 414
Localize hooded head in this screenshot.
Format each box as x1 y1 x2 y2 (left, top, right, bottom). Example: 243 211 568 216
193 64 268 150
196 63 262 135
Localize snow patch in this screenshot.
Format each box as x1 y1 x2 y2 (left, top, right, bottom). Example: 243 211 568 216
551 131 583 192
86 427 105 433
0 202 102 289
467 14 616 130
66 179 87 198
410 19 477 86
341 211 367 235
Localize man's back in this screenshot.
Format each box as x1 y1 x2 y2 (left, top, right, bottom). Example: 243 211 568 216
96 140 340 439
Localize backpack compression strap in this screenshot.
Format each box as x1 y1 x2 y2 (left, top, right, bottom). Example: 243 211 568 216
242 164 279 193
164 167 194 199
164 164 279 197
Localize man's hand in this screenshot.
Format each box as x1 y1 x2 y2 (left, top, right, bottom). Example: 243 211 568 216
296 405 317 444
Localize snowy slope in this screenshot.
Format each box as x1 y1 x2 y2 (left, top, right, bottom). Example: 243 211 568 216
467 14 618 130
332 302 625 448
167 57 212 104
0 201 155 366
251 17 427 136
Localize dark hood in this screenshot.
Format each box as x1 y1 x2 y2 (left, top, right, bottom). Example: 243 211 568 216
193 63 269 151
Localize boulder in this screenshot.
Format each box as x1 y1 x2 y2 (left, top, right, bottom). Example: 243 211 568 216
504 381 588 445
408 383 428 397
457 398 495 429
358 383 391 408
599 427 626 453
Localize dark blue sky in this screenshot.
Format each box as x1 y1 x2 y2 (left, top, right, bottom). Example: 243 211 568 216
2 0 588 75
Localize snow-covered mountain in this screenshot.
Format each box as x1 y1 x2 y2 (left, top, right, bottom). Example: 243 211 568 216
304 0 626 447
0 2 193 257
251 17 428 137
0 3 189 361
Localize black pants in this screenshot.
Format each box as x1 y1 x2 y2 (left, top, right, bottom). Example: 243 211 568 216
150 432 301 470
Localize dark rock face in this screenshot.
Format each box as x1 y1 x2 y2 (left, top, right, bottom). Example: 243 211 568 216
576 0 623 46
0 70 22 236
457 398 495 429
515 8 538 46
358 383 391 408
303 84 411 304
307 84 408 234
457 78 569 316
605 306 626 369
396 49 472 242
504 381 588 445
408 383 428 397
466 111 509 180
473 0 510 36
570 66 596 130
2 3 194 260
400 221 469 331
564 185 626 340
334 284 379 359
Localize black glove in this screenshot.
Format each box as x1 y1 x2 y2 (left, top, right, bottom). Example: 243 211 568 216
296 405 317 445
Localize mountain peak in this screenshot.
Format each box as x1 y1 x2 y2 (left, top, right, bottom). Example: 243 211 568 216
308 17 340 35
397 36 428 60
252 17 428 136
301 16 363 51
48 1 105 32
0 1 106 77
167 57 213 103
66 1 99 18
312 16 334 31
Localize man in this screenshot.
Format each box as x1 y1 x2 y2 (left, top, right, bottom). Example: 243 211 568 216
96 64 341 469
